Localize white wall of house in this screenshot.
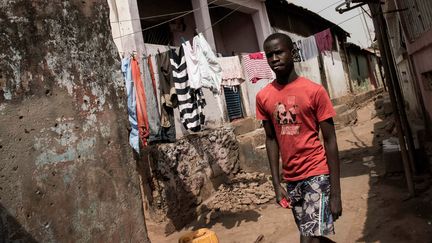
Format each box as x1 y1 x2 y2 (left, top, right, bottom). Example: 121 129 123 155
323 51 350 99
244 79 273 117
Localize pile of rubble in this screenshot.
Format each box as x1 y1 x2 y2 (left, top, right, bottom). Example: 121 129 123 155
205 172 275 212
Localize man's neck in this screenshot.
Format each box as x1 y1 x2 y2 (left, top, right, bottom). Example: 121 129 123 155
276 71 298 85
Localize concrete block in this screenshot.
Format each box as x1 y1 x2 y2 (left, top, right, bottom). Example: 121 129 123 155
231 117 257 136
237 129 270 174
383 99 393 115
334 104 349 115
334 109 358 129
331 94 354 106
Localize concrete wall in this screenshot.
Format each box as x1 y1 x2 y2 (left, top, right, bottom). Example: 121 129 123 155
0 0 149 242
323 51 350 99
395 58 423 118
410 42 432 124
348 52 373 93
108 0 146 56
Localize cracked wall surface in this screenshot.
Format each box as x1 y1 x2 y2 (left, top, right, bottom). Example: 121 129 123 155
0 0 149 242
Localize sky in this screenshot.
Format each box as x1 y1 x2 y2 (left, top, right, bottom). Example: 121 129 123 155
288 0 375 48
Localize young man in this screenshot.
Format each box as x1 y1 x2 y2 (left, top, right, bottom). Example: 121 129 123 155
256 33 342 243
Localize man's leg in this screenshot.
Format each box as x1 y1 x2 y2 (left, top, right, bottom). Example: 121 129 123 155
296 175 334 242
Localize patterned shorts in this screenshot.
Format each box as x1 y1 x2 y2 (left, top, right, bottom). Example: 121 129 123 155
286 175 335 236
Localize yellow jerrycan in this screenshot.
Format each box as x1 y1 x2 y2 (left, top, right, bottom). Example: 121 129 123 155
178 228 219 243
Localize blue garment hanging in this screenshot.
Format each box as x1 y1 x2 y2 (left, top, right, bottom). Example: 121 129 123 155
121 57 140 153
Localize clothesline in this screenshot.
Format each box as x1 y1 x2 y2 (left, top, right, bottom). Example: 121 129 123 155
110 0 253 24
112 0 218 40
112 0 248 41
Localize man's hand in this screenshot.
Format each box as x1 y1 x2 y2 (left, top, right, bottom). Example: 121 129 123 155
274 184 291 208
330 190 342 221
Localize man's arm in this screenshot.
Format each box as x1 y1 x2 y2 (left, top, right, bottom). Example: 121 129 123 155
263 120 289 205
320 118 342 220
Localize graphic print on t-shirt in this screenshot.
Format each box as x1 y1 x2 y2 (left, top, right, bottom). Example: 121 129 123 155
274 96 301 136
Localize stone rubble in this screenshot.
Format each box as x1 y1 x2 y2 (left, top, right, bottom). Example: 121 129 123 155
204 172 275 213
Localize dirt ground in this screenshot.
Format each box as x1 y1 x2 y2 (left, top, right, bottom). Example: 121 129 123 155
147 99 432 243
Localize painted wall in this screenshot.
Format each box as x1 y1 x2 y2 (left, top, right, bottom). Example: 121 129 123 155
323 51 350 99
0 0 149 242
348 52 373 93
108 0 146 56
245 79 273 117
410 45 432 124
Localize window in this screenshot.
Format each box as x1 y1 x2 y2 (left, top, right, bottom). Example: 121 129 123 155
223 86 244 121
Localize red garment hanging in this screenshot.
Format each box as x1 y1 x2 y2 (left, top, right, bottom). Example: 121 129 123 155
147 56 159 110
131 58 150 147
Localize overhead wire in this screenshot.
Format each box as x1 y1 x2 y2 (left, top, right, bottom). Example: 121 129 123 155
113 0 219 40
335 12 362 26
202 5 243 33
111 0 252 24
317 0 345 13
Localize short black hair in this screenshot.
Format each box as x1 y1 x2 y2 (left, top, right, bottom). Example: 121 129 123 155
263 33 294 50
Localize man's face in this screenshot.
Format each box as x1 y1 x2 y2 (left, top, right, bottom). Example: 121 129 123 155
264 38 294 77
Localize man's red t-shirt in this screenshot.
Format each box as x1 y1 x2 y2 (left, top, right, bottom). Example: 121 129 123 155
256 77 336 182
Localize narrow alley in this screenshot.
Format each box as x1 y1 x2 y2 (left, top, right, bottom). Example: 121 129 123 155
147 95 432 243
1 0 432 242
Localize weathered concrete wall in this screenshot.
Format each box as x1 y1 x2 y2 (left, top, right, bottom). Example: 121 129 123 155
0 1 149 242
323 51 350 99
143 127 239 231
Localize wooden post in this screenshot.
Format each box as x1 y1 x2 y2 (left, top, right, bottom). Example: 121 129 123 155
368 2 416 196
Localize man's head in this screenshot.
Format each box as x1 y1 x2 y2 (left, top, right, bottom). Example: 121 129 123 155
263 33 295 78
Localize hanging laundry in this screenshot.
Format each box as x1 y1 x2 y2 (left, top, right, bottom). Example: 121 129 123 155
156 50 177 112
291 42 302 62
183 33 222 93
131 57 150 147
142 55 162 143
156 51 177 142
242 51 275 83
170 46 205 132
217 56 245 86
121 57 140 153
183 40 201 90
314 28 333 54
147 55 159 108
296 40 306 62
298 36 319 60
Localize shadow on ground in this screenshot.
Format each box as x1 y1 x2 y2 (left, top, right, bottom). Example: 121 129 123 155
338 97 432 242
0 203 38 243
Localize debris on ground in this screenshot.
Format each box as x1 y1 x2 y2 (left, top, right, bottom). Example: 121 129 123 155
205 172 275 213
